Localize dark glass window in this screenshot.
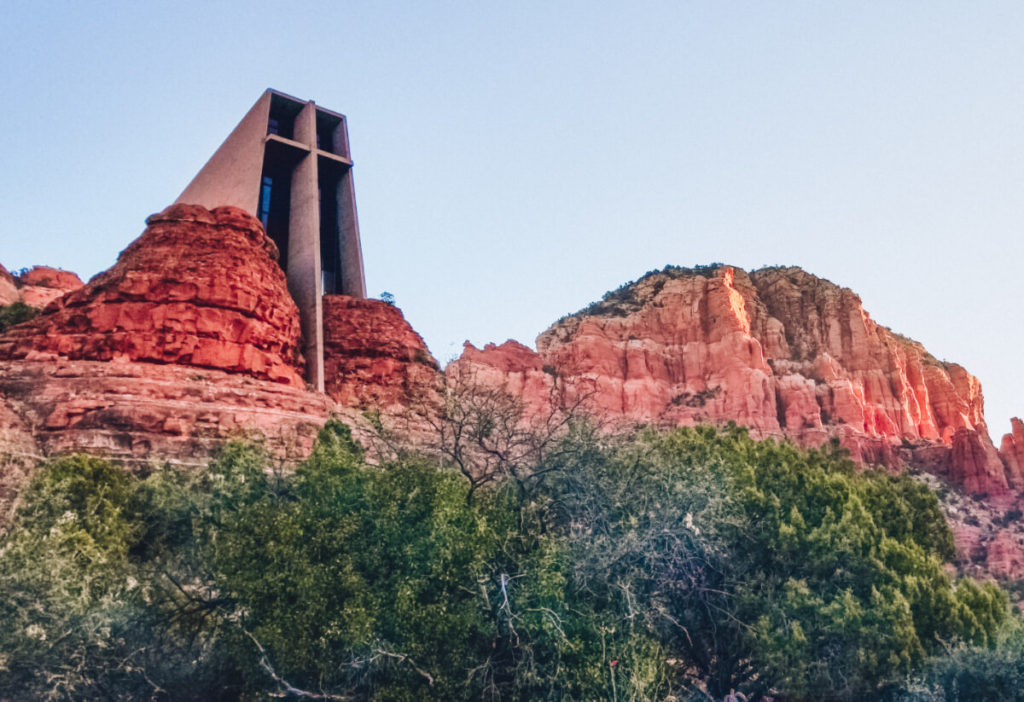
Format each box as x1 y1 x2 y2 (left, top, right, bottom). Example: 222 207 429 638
319 174 341 294
258 176 273 229
267 95 298 139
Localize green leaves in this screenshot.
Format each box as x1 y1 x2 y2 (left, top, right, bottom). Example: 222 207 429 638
0 421 1017 700
0 301 38 333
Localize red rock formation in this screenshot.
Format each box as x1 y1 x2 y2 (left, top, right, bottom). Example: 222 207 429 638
951 428 1009 495
322 295 439 409
0 359 330 466
987 529 1024 579
15 266 84 308
0 264 18 306
0 207 446 481
999 418 1024 490
0 205 305 386
454 340 560 417
456 265 1013 494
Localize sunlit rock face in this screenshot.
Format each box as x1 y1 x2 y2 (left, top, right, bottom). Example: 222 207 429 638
0 204 305 387
15 266 84 309
999 418 1024 490
455 264 1017 496
0 204 331 477
0 265 19 306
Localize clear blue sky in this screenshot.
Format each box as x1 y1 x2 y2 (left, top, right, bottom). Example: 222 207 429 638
3 1 1023 439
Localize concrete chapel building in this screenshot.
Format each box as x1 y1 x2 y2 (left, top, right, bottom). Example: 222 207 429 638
175 89 366 391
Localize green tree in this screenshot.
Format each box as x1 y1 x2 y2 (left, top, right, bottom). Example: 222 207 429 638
532 424 1011 701
0 421 1015 701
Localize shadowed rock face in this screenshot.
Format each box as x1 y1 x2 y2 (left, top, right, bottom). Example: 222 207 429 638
322 295 439 410
0 204 305 387
454 265 1019 496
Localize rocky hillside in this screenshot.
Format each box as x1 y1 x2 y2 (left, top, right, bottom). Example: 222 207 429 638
0 205 435 483
455 265 1021 496
0 263 83 309
2 221 1022 579
453 264 1024 580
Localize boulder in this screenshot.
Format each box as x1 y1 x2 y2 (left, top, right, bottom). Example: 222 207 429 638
0 264 18 306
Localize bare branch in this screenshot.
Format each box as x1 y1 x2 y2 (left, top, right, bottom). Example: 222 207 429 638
242 628 354 701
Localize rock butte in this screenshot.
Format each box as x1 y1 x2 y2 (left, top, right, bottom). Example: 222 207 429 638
0 205 434 476
454 265 1023 498
0 205 307 387
322 295 438 411
1 211 1023 575
0 263 83 309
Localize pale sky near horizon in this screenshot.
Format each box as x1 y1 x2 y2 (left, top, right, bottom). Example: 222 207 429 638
2 1 1023 440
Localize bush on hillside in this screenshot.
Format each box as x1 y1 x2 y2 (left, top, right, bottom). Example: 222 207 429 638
0 301 37 332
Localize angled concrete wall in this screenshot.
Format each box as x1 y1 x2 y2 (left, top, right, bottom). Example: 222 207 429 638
175 92 271 213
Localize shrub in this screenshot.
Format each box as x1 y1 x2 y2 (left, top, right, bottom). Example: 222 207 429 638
0 301 37 332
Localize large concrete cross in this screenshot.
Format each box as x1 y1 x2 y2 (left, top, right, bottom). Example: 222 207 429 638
176 89 366 391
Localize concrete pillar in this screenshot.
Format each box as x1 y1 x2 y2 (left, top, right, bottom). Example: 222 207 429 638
338 169 366 297
287 102 325 391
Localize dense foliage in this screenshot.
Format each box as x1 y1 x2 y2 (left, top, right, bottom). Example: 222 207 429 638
0 301 38 332
0 421 1018 700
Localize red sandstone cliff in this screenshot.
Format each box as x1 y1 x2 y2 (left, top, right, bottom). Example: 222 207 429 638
454 265 1018 496
0 204 441 480
0 205 305 386
0 205 330 484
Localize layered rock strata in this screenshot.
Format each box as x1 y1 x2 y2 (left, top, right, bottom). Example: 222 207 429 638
0 204 444 484
0 205 305 386
455 265 1017 496
0 390 39 520
0 359 331 467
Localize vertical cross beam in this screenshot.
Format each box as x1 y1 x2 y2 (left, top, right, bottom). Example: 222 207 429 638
288 103 325 391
